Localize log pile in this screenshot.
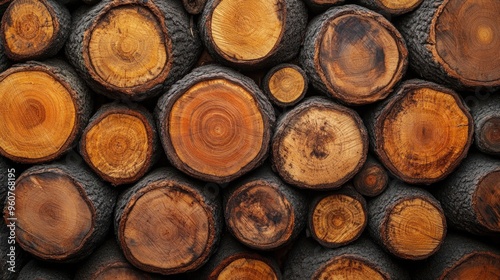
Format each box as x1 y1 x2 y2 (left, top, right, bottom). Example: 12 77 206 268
0 0 499 279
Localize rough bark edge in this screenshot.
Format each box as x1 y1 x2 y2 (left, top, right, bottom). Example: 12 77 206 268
114 167 223 275
397 0 500 90
223 165 308 250
0 59 92 164
1 0 70 61
271 96 368 189
13 160 116 262
300 4 408 105
469 94 500 156
155 64 276 184
302 0 345 14
79 102 159 186
368 180 447 260
284 236 409 279
308 184 367 248
356 0 423 15
365 78 473 184
262 63 308 108
182 0 207 14
0 39 10 72
433 152 500 235
65 0 201 101
199 0 308 70
413 233 500 280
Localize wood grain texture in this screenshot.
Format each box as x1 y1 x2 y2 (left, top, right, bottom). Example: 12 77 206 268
262 63 308 108
356 0 422 15
353 154 389 197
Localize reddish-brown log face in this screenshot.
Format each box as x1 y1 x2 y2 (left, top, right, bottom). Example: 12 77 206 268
226 183 294 249
383 198 446 259
214 257 279 280
479 117 500 153
13 171 93 260
433 0 500 86
442 253 500 280
0 70 77 162
168 79 265 180
474 171 500 232
314 256 386 279
94 264 146 280
85 4 169 93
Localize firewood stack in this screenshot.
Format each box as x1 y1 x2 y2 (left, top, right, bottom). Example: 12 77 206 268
1 0 499 279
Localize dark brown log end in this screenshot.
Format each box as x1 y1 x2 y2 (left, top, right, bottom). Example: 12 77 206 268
156 65 275 183
115 169 222 275
474 170 500 232
182 0 207 14
301 5 407 105
353 155 389 197
309 186 367 248
262 64 308 107
272 97 368 190
478 117 500 155
1 0 70 61
0 60 91 164
80 103 157 186
371 79 473 184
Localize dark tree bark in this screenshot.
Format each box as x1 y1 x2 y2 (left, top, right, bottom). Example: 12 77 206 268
17 260 72 280
356 0 423 15
469 94 500 156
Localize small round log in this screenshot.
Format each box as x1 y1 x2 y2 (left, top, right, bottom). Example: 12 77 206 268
1 0 70 61
469 94 500 156
272 96 368 190
353 154 389 197
300 4 408 105
0 60 92 164
262 63 308 108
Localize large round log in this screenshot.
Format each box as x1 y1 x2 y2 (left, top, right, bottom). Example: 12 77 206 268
413 233 500 280
434 152 500 236
65 0 201 101
6 161 116 262
114 168 223 275
284 237 409 279
469 94 500 156
199 0 307 70
398 0 500 89
272 97 368 190
368 180 446 260
224 166 307 250
300 4 407 105
366 79 473 184
156 65 275 184
80 103 158 186
308 185 367 248
0 60 92 164
1 0 70 61
194 233 282 280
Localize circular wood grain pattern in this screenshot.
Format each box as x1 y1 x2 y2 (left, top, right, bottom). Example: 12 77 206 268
14 171 93 260
474 171 500 232
1 0 55 57
353 162 388 197
384 198 445 259
380 87 471 183
0 70 76 162
268 66 306 104
433 0 500 86
121 186 211 273
311 194 366 246
169 79 265 180
478 117 500 153
217 258 278 280
87 5 168 90
226 183 294 249
443 253 500 279
314 257 385 280
210 0 283 61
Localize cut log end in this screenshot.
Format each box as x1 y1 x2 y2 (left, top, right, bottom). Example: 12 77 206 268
215 257 279 280
377 0 422 11
353 157 388 197
313 257 385 279
383 198 446 259
432 0 500 87
478 117 500 154
226 183 294 250
13 171 93 260
474 171 500 232
0 69 77 163
310 193 366 247
273 98 368 189
443 253 500 279
264 64 307 107
85 5 169 94
1 0 68 60
305 5 407 104
209 0 283 62
375 81 472 184
81 106 156 185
